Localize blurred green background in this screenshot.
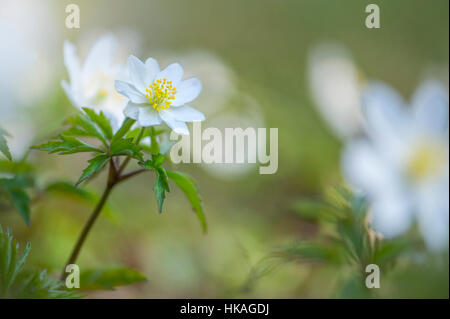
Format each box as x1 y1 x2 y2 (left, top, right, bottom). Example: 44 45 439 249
0 0 448 298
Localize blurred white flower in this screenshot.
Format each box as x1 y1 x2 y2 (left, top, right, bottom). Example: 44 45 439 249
308 44 364 139
62 35 128 131
342 80 449 251
115 56 205 135
0 0 58 159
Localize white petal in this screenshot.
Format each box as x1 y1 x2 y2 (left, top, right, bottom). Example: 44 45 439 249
138 107 162 127
362 81 408 139
82 34 117 82
370 190 413 238
123 102 141 119
341 139 394 196
162 106 205 122
412 79 449 136
155 63 184 84
127 55 148 94
145 57 160 82
159 111 190 135
61 80 83 109
115 80 147 104
416 182 449 251
63 40 80 85
171 77 202 106
361 81 410 160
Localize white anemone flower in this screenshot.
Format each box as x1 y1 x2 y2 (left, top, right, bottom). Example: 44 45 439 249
308 44 364 140
62 35 128 131
115 55 205 135
342 80 449 251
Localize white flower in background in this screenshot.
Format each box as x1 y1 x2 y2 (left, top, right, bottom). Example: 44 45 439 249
115 55 205 135
0 0 57 159
342 80 449 251
62 34 128 131
308 44 364 139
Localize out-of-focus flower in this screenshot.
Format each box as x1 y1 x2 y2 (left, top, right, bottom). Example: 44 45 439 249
308 44 364 140
0 0 58 159
62 35 128 131
342 80 449 251
115 56 205 135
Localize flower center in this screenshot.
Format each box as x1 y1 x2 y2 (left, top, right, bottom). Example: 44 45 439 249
145 78 177 111
407 142 446 182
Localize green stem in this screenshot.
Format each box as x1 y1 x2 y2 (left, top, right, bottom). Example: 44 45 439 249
60 166 115 281
117 127 146 175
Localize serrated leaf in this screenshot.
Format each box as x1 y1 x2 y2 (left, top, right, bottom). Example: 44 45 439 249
76 155 110 186
154 167 170 214
82 108 113 140
167 170 207 233
79 268 147 291
109 138 143 161
0 226 80 298
0 177 32 225
138 153 165 171
32 135 103 155
66 112 108 147
0 226 31 293
111 117 135 143
0 127 12 161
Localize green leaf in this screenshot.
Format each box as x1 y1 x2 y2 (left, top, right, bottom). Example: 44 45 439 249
167 170 207 233
32 135 103 155
0 127 12 161
0 226 31 294
138 153 165 170
66 114 108 146
0 159 34 174
109 138 143 161
82 108 113 140
66 112 108 147
154 167 170 214
111 117 135 143
79 268 147 291
0 226 81 298
76 154 110 186
0 177 32 225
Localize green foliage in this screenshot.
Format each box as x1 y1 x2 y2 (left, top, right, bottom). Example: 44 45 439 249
79 268 147 291
32 135 103 155
82 107 113 140
0 159 34 174
109 137 143 161
76 154 110 186
0 127 12 161
111 117 135 143
0 226 81 299
0 175 33 225
167 170 207 233
154 167 170 214
139 154 170 213
0 226 30 294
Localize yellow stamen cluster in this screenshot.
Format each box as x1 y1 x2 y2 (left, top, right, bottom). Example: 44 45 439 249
407 143 446 181
145 78 177 111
